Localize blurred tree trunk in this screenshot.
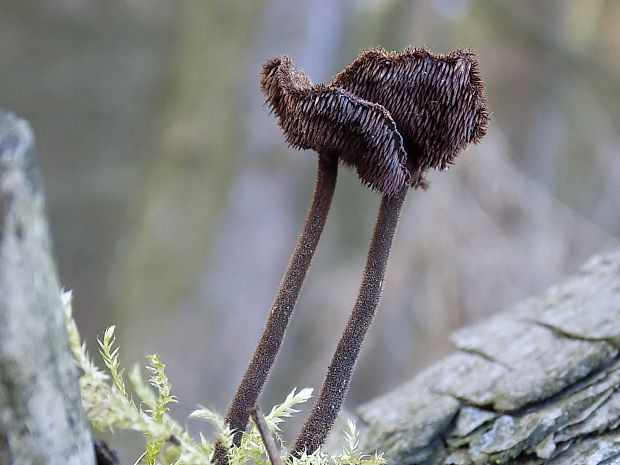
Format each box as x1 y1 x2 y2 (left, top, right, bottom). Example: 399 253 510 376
0 0 180 336
110 0 354 413
109 0 267 412
0 111 94 465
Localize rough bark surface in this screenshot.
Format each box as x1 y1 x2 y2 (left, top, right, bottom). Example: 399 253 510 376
353 248 620 465
0 110 94 464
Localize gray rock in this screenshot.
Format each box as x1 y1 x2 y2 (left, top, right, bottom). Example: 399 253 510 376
0 110 94 465
356 249 620 465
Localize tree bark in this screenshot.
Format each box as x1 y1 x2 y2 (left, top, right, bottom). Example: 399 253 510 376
351 248 620 464
0 110 94 465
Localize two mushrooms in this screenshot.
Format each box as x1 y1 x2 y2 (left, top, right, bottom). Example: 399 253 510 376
214 47 488 463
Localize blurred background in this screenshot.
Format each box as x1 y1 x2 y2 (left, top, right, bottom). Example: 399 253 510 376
2 0 620 459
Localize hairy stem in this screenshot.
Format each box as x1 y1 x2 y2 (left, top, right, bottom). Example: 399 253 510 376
213 156 338 464
291 186 408 456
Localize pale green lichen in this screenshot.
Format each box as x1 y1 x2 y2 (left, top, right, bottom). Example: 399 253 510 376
63 291 385 465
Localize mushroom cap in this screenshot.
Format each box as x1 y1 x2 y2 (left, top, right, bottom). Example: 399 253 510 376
333 48 488 187
260 49 488 192
261 56 410 195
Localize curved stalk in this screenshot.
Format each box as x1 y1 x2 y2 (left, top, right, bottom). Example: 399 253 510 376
292 186 408 456
213 155 338 464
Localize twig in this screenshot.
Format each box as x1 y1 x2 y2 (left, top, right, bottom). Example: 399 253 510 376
250 406 285 465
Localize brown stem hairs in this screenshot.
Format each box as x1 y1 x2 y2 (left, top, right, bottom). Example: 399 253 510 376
216 47 488 463
292 185 408 455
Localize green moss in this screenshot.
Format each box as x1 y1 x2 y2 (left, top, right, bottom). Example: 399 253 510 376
64 291 385 465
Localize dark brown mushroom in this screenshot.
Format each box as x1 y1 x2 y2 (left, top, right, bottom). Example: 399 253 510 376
214 54 413 465
261 56 410 194
291 48 488 456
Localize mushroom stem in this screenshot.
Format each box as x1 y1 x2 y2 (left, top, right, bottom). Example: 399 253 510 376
213 155 338 465
292 186 408 457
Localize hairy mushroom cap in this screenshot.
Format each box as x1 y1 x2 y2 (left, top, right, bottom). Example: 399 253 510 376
333 48 489 187
260 56 410 195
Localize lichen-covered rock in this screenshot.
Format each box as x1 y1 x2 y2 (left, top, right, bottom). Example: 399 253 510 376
355 249 620 464
0 110 94 465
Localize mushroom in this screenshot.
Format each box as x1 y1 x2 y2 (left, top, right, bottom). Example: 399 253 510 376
291 48 488 456
214 54 411 465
